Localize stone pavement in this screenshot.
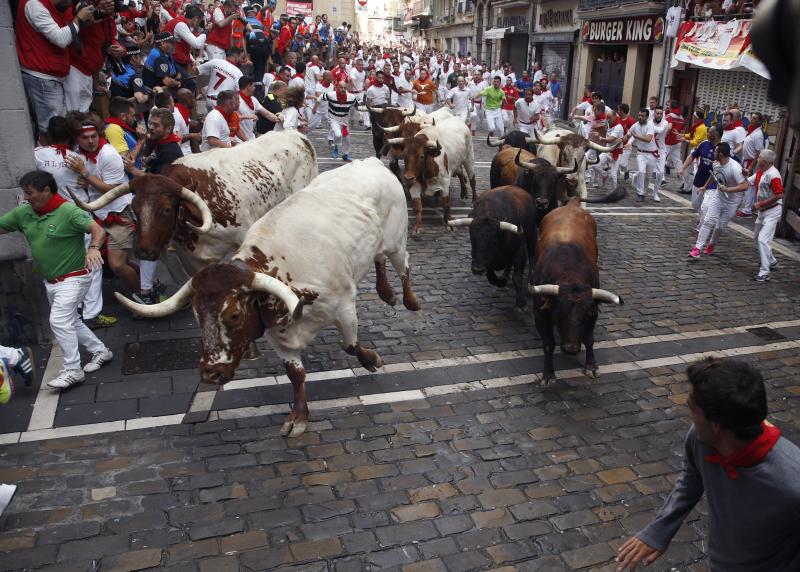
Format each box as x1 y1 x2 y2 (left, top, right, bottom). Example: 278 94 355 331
1 120 800 570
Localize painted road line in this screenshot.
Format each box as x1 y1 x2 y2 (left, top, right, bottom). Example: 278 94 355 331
26 346 63 432
4 338 798 443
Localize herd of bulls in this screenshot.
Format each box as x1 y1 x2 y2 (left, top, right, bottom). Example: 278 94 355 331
71 110 626 437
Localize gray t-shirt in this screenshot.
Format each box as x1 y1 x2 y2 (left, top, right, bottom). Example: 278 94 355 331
637 425 800 571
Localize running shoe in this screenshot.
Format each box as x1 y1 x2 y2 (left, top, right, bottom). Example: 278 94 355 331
624 171 630 182
342 154 353 162
736 210 753 218
86 314 117 329
47 369 85 389
132 290 159 305
331 146 339 159
12 346 35 387
688 247 701 259
753 273 770 283
637 194 645 202
83 349 113 373
0 364 14 404
770 260 779 270
652 194 661 203
704 243 715 255
660 180 667 188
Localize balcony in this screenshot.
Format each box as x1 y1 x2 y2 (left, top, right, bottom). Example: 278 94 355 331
576 0 653 12
686 0 762 21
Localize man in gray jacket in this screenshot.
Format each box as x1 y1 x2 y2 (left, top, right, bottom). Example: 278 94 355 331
617 357 800 571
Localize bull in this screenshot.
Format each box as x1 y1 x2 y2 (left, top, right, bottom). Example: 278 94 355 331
387 117 477 234
378 107 455 182
115 158 421 438
486 131 538 154
359 103 418 159
531 129 615 200
528 198 624 383
449 186 537 309
71 130 317 274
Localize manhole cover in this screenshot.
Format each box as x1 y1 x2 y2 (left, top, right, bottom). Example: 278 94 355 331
746 327 787 342
123 338 203 374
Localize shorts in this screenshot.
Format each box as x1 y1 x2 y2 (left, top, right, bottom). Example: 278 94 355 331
104 208 135 250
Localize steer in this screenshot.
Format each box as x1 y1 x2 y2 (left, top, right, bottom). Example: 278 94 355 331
449 186 537 309
388 117 477 233
379 107 455 181
486 131 538 154
115 158 421 438
529 198 624 383
531 128 615 200
71 130 317 274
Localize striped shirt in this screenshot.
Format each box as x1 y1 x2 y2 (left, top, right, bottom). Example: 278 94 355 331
319 91 357 120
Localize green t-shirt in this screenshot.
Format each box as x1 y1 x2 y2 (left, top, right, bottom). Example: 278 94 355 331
0 202 92 280
481 86 505 110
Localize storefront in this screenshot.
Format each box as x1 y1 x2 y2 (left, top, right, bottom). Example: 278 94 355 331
531 0 578 119
484 0 531 72
575 10 666 113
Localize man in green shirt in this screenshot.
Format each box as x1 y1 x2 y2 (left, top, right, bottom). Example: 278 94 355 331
481 76 507 137
0 171 113 389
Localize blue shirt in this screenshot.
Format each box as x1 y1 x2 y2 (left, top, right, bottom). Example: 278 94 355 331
692 140 717 189
515 78 533 95
142 47 176 88
549 81 561 97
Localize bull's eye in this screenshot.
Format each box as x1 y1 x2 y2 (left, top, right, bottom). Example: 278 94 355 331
162 207 172 215
229 312 241 323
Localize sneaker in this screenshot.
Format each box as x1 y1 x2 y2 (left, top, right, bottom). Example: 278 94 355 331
637 194 645 202
0 367 14 404
342 154 353 162
83 349 113 373
47 369 85 389
770 260 779 270
736 210 753 218
660 180 667 188
331 146 339 159
652 194 661 203
688 247 701 259
132 290 158 305
12 346 35 387
624 171 630 182
364 126 371 131
753 273 770 283
86 314 117 329
327 139 334 148
704 243 715 255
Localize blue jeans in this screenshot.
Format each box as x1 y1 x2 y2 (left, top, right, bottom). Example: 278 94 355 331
21 72 65 136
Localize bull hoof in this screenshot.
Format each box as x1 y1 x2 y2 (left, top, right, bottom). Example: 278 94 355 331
404 295 421 312
360 351 383 372
288 421 308 438
460 191 468 200
583 367 599 379
540 373 556 386
242 342 262 360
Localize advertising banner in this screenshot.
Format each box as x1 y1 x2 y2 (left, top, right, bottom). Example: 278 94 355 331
671 20 770 79
581 15 664 45
286 1 313 17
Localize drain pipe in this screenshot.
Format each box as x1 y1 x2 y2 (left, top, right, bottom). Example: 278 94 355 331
658 36 674 104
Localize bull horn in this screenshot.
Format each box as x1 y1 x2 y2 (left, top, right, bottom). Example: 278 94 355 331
378 124 401 133
447 217 473 229
586 154 599 165
592 288 624 305
179 187 214 233
528 284 559 296
356 105 369 112
386 137 405 145
499 221 521 234
366 102 385 114
425 140 442 151
486 134 505 147
250 273 304 321
532 129 561 145
68 183 131 212
514 147 539 171
556 159 579 175
401 104 416 116
114 278 194 318
587 140 616 153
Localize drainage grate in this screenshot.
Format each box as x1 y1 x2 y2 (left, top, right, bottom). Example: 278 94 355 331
123 338 203 374
746 327 787 342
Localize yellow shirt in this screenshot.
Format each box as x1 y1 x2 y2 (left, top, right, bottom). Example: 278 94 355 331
684 122 708 149
104 124 131 155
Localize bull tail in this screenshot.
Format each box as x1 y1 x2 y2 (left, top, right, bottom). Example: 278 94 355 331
580 182 627 204
489 159 501 189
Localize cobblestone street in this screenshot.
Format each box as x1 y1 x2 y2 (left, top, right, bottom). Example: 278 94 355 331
1 126 800 571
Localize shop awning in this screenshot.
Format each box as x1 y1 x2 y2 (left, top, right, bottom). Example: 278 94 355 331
484 27 510 39
671 19 770 79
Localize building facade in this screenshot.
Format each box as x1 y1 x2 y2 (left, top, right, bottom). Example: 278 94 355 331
423 0 476 56
531 0 579 118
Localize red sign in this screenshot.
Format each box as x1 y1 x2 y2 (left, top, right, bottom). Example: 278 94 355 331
581 16 664 45
286 1 313 17
357 0 367 5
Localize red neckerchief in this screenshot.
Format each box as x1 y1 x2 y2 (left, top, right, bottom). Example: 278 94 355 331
155 133 182 147
51 144 70 158
33 193 67 216
215 105 233 123
704 421 781 480
320 80 331 88
688 119 705 139
747 123 762 134
165 6 176 17
106 117 136 134
82 138 107 164
335 91 348 103
239 90 255 110
175 103 191 125
293 73 303 80
594 113 607 121
581 96 592 103
724 119 744 131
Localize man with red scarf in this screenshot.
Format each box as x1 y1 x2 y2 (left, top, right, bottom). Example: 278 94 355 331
501 76 518 133
663 100 685 185
274 14 296 65
736 112 767 218
124 108 183 177
720 110 747 160
201 89 239 150
0 170 111 390
618 357 800 571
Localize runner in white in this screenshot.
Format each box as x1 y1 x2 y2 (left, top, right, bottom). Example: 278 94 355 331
198 48 244 111
394 67 415 109
591 109 625 189
513 89 540 135
348 58 369 129
445 76 471 124
468 71 487 136
650 106 670 190
626 108 661 202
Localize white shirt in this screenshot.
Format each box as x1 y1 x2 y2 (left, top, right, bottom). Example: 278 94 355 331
289 75 304 91
366 84 391 106
630 122 658 152
199 59 243 105
394 75 414 108
280 106 301 130
201 108 231 151
468 80 487 103
446 87 471 114
665 6 682 38
173 21 206 52
34 147 82 200
748 165 783 205
262 72 276 95
532 69 544 83
741 128 765 162
304 64 321 97
315 82 335 114
81 144 129 220
605 123 625 151
514 98 540 124
349 68 366 92
238 95 263 141
713 158 746 200
535 91 556 115
651 119 669 153
172 109 192 155
721 125 747 151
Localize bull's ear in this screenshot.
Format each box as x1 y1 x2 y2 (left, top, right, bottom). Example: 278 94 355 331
426 146 442 157
178 200 203 227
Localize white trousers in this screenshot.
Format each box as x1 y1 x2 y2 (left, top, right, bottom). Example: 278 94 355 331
502 109 513 132
683 159 696 189
470 104 484 131
635 152 662 196
82 234 103 320
330 120 350 155
205 44 226 62
485 108 504 136
620 146 632 173
454 109 469 124
417 103 433 114
63 66 93 113
140 260 158 292
518 123 534 136
741 184 756 215
593 153 619 189
696 190 741 249
0 346 20 367
665 144 682 173
754 205 781 274
45 273 107 371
